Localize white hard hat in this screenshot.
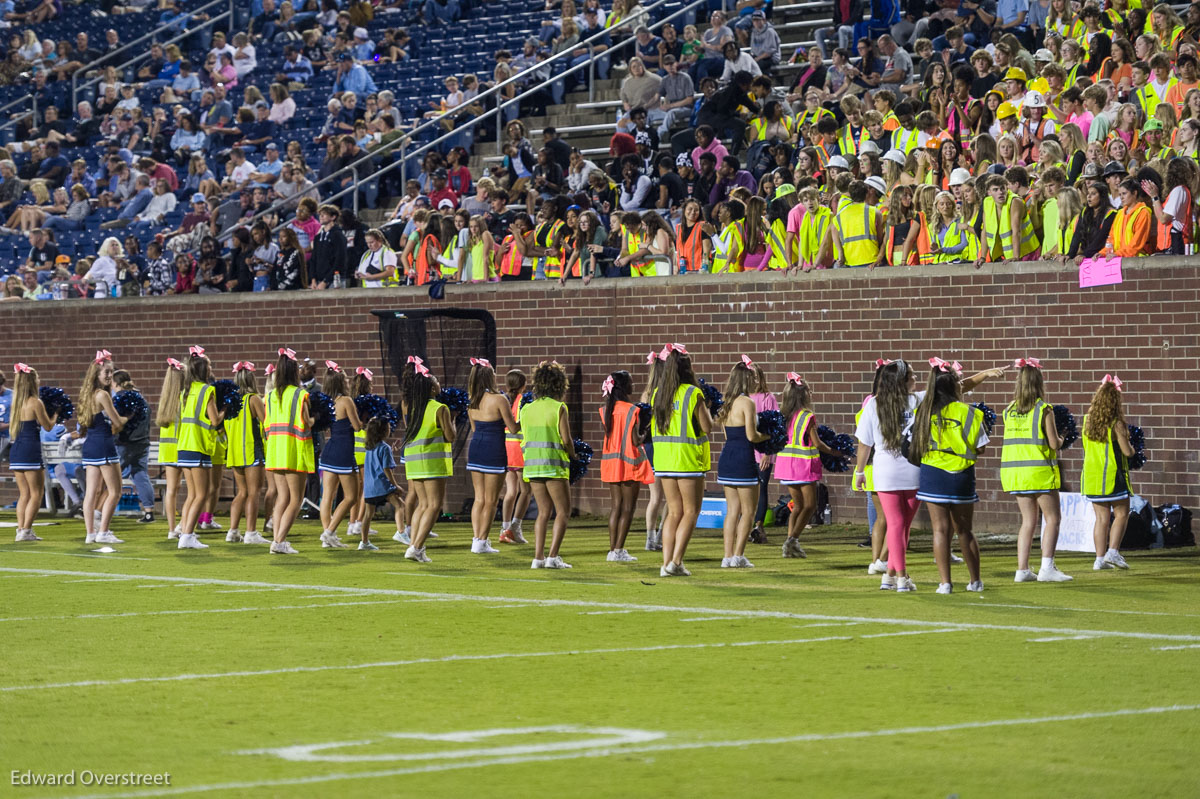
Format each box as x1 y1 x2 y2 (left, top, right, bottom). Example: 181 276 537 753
883 149 907 166
865 176 887 195
948 167 972 187
1025 90 1047 109
827 155 850 170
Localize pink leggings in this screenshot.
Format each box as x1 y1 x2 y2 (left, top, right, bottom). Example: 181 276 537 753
878 490 920 573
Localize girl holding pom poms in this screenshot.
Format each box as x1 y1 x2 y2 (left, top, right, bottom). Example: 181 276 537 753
9 363 55 542
909 358 1008 594
651 344 712 577
466 357 520 554
176 346 223 551
317 361 363 550
346 366 374 543
748 360 779 546
1001 358 1071 583
499 368 531 544
1082 375 1136 571
224 361 268 545
79 350 128 546
523 360 576 569
265 348 314 554
157 358 185 539
776 373 836 560
400 359 455 563
599 370 653 563
640 351 666 552
716 356 769 568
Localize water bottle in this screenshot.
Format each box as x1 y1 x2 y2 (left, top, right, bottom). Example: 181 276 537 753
679 256 688 273
332 272 343 289
823 506 832 526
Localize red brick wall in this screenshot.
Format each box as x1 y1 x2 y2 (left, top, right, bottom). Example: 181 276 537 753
5 258 1197 531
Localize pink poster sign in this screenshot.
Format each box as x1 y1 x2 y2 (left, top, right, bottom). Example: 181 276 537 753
1079 256 1123 288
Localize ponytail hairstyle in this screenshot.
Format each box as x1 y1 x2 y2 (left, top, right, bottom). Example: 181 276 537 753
531 359 568 401
504 368 526 398
185 347 212 385
321 361 348 397
349 367 373 397
1083 379 1125 441
156 358 185 428
364 415 390 450
602 370 634 435
112 369 136 392
467 358 497 409
641 349 664 403
779 373 813 420
1010 359 1045 415
907 363 963 464
10 364 38 438
652 346 697 431
273 348 301 400
232 362 259 395
78 352 114 423
400 369 436 446
716 359 755 424
875 359 914 452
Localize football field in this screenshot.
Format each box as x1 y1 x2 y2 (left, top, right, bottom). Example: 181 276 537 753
2 516 1198 798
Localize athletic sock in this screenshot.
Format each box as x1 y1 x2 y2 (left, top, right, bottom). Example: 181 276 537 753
1040 556 1053 570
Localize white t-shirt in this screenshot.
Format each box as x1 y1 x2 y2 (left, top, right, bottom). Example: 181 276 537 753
1163 185 1188 232
231 160 256 184
358 247 396 288
855 392 922 492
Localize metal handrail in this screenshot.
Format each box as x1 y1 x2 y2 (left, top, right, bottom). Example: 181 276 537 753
0 94 37 140
71 0 235 108
224 0 707 239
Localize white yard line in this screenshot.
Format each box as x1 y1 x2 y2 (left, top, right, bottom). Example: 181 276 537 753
1155 644 1200 651
1027 635 1100 643
40 704 1200 799
973 601 1200 619
679 616 742 622
1 566 1198 644
0 599 412 625
384 571 614 586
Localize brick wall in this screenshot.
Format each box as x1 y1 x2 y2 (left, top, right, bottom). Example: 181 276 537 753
5 258 1197 531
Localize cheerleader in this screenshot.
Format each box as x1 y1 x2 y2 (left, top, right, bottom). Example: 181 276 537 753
909 358 1008 593
315 361 362 549
9 363 56 542
651 344 712 577
856 360 889 577
265 348 314 554
1001 358 1072 582
466 357 519 553
1081 375 1136 571
261 363 278 533
775 373 836 559
748 359 779 545
639 351 665 551
715 356 769 568
499 368 531 544
224 361 268 545
522 360 576 569
347 366 374 541
157 358 185 539
400 358 455 563
599 370 653 563
176 346 223 550
79 350 128 545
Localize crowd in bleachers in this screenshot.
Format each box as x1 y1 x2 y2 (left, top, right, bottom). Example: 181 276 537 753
1 0 1199 299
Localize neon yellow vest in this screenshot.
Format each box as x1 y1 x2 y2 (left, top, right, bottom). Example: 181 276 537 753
983 194 1040 259
766 217 792 270
1000 400 1061 492
403 399 452 479
223 396 261 468
354 429 366 466
177 382 216 455
265 384 314 472
439 240 458 277
158 422 178 466
801 206 832 266
934 218 976 263
650 384 711 475
520 397 570 480
854 403 874 492
833 202 879 267
1081 415 1131 497
921 401 984 473
712 221 744 273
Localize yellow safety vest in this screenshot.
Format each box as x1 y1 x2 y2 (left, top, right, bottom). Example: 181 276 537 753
766 218 792 270
891 126 920 154
177 381 217 455
531 219 564 279
853 403 874 492
777 408 818 471
223 396 262 468
1081 415 1131 497
265 384 314 472
158 422 178 466
621 224 653 278
983 194 1039 260
1000 400 1060 492
833 202 879 267
403 399 452 479
921 401 985 473
934 218 977 263
439 239 458 277
837 124 868 157
354 429 366 466
749 115 794 141
650 384 710 476
712 221 745 273
1136 78 1175 118
800 206 832 266
520 397 570 481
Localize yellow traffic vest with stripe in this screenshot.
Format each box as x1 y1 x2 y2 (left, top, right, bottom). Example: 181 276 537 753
439 240 458 278
891 126 920 155
223 396 262 468
531 219 564 279
983 194 1039 260
265 385 314 472
837 124 868 157
1081 415 1131 497
520 397 569 480
621 224 653 277
833 202 879 267
712 221 744 273
158 422 178 466
354 429 366 466
921 401 984 473
403 399 452 479
1135 78 1175 119
178 381 217 455
853 403 874 492
650 384 711 475
800 205 832 265
749 115 794 142
795 107 833 130
766 218 792 270
1000 400 1060 492
933 218 977 263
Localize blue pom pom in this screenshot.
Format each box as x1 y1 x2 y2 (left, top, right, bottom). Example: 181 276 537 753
1128 424 1146 470
697 378 723 416
635 401 652 430
1053 405 1078 450
753 410 788 454
39 386 74 421
436 387 470 424
354 393 399 431
212 379 243 417
570 438 593 484
112 390 148 427
520 390 535 408
308 390 336 432
817 424 854 472
972 402 996 435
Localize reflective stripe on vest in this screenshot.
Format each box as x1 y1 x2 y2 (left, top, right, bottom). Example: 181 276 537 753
532 219 564 278
891 127 919 154
403 400 452 478
265 385 313 472
834 202 878 267
984 194 1039 260
521 397 569 478
922 402 983 472
223 397 261 468
779 409 817 460
178 382 216 455
650 384 710 474
1081 414 1127 496
1000 400 1060 492
712 221 744 273
600 402 647 468
676 221 705 272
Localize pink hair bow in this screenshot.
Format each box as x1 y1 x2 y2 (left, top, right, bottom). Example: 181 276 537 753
413 360 430 376
929 357 962 375
278 347 297 361
740 354 754 369
1014 357 1042 369
786 372 804 386
232 361 256 374
94 349 112 364
264 364 276 375
645 350 660 365
325 360 341 373
659 343 688 360
188 345 205 357
601 375 614 396
1101 374 1124 392
470 357 492 369
356 366 374 381
406 355 425 366
166 357 184 370
14 362 32 374
875 358 893 368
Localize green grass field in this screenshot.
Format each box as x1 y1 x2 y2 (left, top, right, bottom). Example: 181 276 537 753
2 514 1198 799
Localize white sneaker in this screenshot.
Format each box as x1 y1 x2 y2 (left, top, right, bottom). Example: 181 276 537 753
368 527 380 537
782 538 799 558
721 556 733 568
531 558 546 569
96 531 124 544
320 531 348 549
664 562 681 576
659 565 670 577
225 529 243 543
358 540 379 551
613 549 636 562
269 541 299 554
474 539 499 554
344 523 361 539
404 545 421 561
734 555 754 568
645 530 658 551
14 529 39 542
1094 557 1113 570
396 531 412 545
936 583 953 594
177 533 208 550
511 530 528 544
966 580 984 592
676 562 691 576
880 575 897 591
242 531 269 545
265 518 274 531
427 531 439 539
392 530 405 543
1014 569 1037 583
896 576 916 593
544 555 572 569
203 520 223 531
1037 564 1074 582
607 550 620 562
167 526 181 540
85 531 97 544
1103 550 1129 569
949 552 964 564
867 558 888 575
93 510 102 522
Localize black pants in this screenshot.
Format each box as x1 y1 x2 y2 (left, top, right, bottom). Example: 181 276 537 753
754 463 773 526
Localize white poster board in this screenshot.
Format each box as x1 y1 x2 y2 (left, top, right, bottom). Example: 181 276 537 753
1044 492 1097 553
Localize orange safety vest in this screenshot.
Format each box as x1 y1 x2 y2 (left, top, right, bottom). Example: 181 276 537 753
1156 185 1193 251
505 394 523 468
1112 202 1154 256
497 232 528 276
413 233 439 286
915 210 934 264
676 221 706 272
598 401 654 484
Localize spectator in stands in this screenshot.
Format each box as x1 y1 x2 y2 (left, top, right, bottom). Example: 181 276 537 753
618 58 662 130
423 0 461 26
332 52 378 98
99 175 152 229
1 274 22 301
720 40 761 83
527 148 564 212
655 54 694 138
138 157 179 193
35 141 69 189
698 71 757 152
142 240 174 295
278 45 314 86
209 51 239 89
131 179 178 230
83 238 123 298
619 159 651 210
225 148 257 191
232 32 258 79
0 160 22 219
695 10 734 81
269 83 296 124
309 203 346 288
748 11 781 72
569 6 611 82
170 114 207 164
237 102 278 152
877 35 913 95
40 185 92 232
633 25 661 72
